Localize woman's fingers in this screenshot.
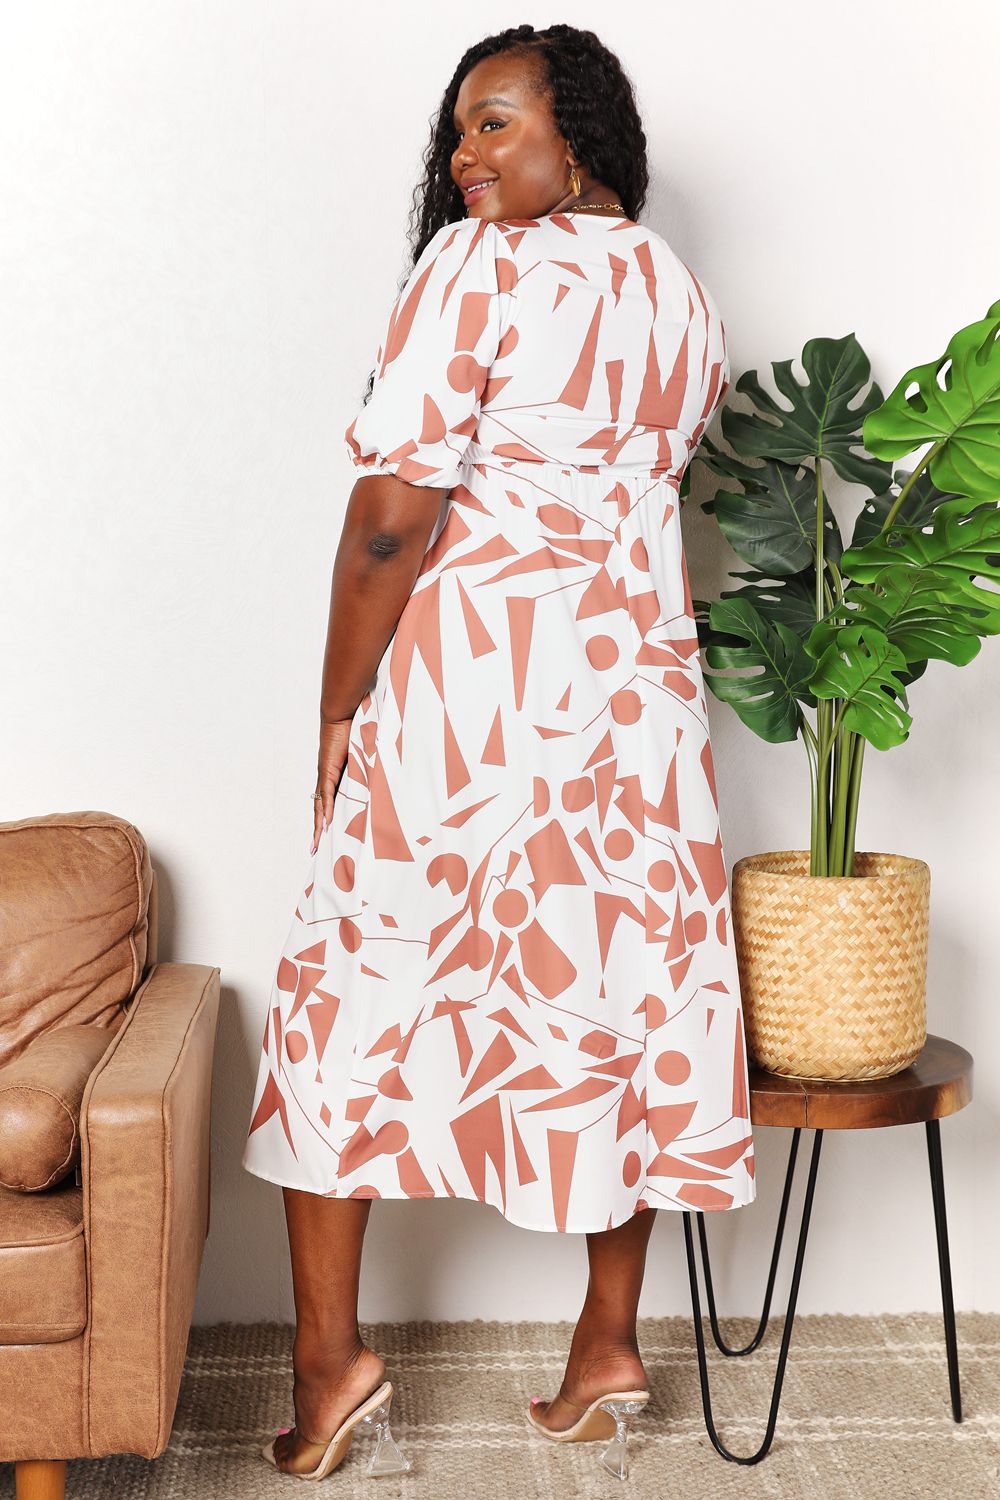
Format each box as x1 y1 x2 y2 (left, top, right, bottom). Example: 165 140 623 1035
310 717 355 853
311 785 334 853
310 797 326 855
311 775 337 853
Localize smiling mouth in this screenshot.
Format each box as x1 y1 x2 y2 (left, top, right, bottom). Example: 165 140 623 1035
462 178 497 202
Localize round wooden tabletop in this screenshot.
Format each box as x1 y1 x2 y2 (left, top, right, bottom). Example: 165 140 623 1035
749 1035 973 1130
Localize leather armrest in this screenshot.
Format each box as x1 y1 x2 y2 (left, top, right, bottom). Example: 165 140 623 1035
80 961 221 1458
0 1023 119 1191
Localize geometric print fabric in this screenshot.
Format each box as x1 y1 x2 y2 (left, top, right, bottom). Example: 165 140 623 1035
242 211 757 1230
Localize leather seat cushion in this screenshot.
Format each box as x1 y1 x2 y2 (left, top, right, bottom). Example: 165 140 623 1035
0 1179 85 1343
0 1023 117 1191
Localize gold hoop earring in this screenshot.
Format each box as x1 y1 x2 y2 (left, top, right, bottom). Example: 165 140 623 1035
569 165 582 197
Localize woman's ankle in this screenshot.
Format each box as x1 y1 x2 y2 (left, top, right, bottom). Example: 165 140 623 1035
292 1330 372 1382
573 1306 641 1359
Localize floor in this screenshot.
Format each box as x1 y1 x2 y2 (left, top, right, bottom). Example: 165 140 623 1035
2 1314 998 1498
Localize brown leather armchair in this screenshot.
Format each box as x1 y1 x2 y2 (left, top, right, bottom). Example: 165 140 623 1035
0 812 221 1500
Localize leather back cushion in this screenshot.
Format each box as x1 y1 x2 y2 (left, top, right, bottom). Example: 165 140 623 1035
0 1023 119 1190
0 812 152 1069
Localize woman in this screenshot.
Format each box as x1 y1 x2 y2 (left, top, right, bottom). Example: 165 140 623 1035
244 22 756 1482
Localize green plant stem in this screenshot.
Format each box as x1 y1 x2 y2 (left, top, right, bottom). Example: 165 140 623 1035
829 725 855 874
802 717 820 872
827 556 846 604
824 698 851 749
812 462 831 873
829 718 843 872
816 463 826 619
799 714 820 756
829 698 846 873
842 733 866 874
814 699 832 874
879 445 934 532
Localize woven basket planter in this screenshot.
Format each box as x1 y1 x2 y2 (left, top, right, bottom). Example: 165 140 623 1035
730 850 930 1082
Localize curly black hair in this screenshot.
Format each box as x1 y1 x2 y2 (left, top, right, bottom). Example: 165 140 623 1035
359 24 648 405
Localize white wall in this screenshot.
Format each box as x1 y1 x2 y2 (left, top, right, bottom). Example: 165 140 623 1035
2 0 996 1324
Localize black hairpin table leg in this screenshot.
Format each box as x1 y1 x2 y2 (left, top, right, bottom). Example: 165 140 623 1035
695 1127 804 1356
926 1117 962 1422
682 1127 824 1465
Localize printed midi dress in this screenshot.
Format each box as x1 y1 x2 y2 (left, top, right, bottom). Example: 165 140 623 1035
242 211 757 1231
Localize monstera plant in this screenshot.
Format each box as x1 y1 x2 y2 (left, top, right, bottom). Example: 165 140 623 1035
686 299 1000 880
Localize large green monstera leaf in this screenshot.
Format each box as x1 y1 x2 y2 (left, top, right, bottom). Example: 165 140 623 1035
688 432 738 486
722 333 894 491
701 596 815 743
863 298 1000 501
849 466 960 549
809 571 982 670
807 624 912 750
709 457 844 575
703 570 818 640
841 496 1000 635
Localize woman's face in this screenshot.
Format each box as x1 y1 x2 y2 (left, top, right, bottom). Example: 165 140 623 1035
450 53 580 222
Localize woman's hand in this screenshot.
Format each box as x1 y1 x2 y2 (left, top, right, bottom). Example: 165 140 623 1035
311 716 354 853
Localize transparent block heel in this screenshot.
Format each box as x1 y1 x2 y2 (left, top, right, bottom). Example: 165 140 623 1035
361 1397 413 1476
260 1379 412 1480
597 1397 646 1480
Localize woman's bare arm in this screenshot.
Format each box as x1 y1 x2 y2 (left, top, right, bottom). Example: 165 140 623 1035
309 473 447 849
318 473 448 719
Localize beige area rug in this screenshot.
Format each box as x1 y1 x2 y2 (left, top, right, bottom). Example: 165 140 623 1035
2 1315 998 1498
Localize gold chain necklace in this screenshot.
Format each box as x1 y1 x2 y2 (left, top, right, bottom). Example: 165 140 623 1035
569 200 625 214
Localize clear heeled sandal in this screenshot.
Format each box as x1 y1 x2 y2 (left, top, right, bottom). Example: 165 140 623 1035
525 1387 650 1479
262 1378 412 1480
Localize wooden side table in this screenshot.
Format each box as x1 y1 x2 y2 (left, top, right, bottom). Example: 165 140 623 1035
683 1034 974 1465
